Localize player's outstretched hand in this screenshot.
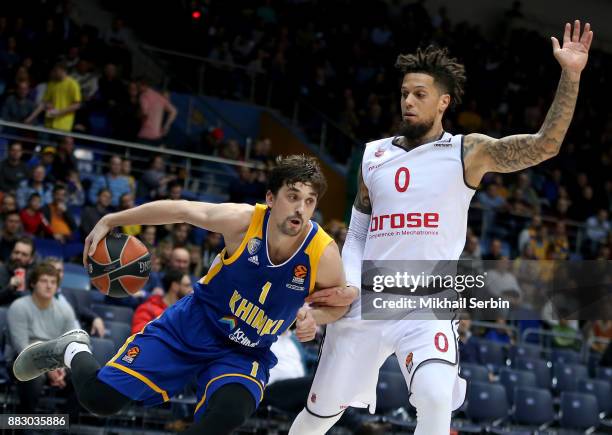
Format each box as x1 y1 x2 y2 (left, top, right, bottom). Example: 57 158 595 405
83 217 112 266
305 285 358 307
551 20 593 79
296 306 317 342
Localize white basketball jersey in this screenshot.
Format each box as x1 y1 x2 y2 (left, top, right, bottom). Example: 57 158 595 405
361 132 476 261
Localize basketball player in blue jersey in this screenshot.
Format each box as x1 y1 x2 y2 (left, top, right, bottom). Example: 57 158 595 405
13 155 357 434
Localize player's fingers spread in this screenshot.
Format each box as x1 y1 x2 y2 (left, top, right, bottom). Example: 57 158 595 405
551 37 560 51
572 20 580 42
563 22 571 43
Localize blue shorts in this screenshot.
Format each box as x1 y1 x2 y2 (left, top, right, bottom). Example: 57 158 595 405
97 295 271 419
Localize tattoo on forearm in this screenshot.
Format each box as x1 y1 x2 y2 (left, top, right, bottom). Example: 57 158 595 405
354 167 372 214
480 71 579 172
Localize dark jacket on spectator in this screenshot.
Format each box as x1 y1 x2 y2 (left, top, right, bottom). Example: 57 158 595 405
0 263 30 306
80 204 109 237
0 159 28 193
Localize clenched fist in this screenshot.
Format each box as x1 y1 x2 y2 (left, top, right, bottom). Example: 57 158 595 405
295 306 317 342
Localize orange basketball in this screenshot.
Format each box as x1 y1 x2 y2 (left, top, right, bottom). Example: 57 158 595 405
87 233 151 297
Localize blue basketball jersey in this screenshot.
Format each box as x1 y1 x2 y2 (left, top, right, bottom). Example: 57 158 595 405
194 204 332 351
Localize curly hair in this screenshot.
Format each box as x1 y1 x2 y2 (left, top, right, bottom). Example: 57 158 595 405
395 45 466 108
267 155 327 199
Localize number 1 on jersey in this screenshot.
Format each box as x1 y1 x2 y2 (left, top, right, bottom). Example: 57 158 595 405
259 282 272 304
250 361 259 377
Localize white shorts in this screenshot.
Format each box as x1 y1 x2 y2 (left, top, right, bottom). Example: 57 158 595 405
306 314 467 416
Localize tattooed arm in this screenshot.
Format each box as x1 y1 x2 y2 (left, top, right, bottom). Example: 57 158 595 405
354 167 372 214
463 21 593 187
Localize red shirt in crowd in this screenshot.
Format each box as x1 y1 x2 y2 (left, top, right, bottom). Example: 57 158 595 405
20 209 53 236
131 294 167 334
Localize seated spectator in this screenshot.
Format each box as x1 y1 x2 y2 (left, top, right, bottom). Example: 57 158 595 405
551 221 570 260
88 155 132 207
528 225 550 260
27 146 56 180
0 211 23 261
81 188 112 237
139 225 157 247
518 214 542 253
47 257 105 337
25 61 82 132
167 182 184 200
51 136 78 182
585 209 610 257
229 165 266 204
66 169 85 206
132 269 192 334
485 256 522 298
0 142 28 194
166 223 191 248
458 314 482 364
201 231 223 273
482 238 503 261
7 262 77 412
551 318 581 350
16 164 53 209
0 237 35 305
42 184 77 242
119 193 141 236
1 193 18 220
460 234 483 273
121 159 136 193
589 320 612 353
166 247 191 276
572 185 598 221
20 193 53 238
137 77 178 145
484 314 514 345
511 173 541 214
1 80 35 123
251 138 275 167
189 246 203 278
140 154 176 199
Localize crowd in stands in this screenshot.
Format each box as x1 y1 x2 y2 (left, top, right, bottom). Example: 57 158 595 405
0 1 611 431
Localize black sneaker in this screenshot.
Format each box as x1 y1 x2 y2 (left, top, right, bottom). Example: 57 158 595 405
13 329 90 382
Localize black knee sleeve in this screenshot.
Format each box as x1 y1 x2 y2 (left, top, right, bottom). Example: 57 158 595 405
184 383 256 435
70 352 132 416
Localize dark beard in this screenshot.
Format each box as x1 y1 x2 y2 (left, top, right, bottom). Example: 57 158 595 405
397 118 435 144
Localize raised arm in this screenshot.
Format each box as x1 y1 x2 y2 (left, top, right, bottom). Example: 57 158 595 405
463 21 593 187
83 200 253 263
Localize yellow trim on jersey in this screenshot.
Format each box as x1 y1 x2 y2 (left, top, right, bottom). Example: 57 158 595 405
107 362 170 402
304 226 334 293
222 204 267 265
194 373 264 414
105 315 169 402
200 256 223 284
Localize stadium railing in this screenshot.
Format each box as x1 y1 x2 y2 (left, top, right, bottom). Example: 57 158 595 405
0 120 259 200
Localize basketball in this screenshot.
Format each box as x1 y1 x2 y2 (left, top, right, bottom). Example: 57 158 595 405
87 233 152 297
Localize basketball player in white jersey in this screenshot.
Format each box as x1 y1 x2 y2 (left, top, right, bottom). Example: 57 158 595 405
289 21 593 434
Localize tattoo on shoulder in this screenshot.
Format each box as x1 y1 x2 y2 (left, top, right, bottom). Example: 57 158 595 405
354 167 372 214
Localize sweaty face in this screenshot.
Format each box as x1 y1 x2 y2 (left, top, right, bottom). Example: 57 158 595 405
267 183 317 237
398 73 448 141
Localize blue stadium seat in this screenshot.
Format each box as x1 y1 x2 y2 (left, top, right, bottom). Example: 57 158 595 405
507 343 542 362
553 363 589 393
376 371 409 413
63 242 85 261
551 348 582 365
62 270 91 291
466 381 508 423
560 392 599 430
513 386 555 427
104 320 132 350
596 366 612 383
60 287 92 313
92 304 134 324
578 378 611 415
90 337 116 365
460 363 489 383
476 339 506 370
34 238 63 258
514 357 551 390
498 368 537 405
